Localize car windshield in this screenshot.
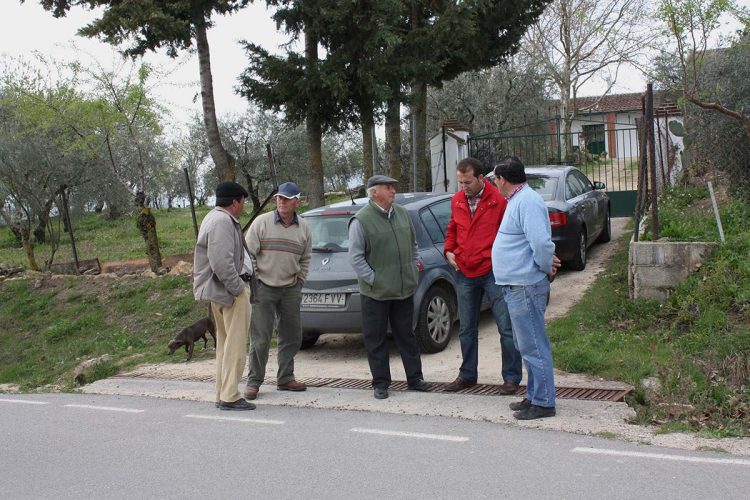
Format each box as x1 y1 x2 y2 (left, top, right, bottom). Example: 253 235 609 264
305 215 351 252
527 175 557 201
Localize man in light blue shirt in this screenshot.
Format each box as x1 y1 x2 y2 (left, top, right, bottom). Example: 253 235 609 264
491 156 558 420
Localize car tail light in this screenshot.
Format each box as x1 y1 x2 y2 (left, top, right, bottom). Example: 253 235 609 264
417 259 425 271
549 212 567 227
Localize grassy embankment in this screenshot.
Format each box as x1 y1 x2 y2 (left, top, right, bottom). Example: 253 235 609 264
549 186 749 436
0 190 748 436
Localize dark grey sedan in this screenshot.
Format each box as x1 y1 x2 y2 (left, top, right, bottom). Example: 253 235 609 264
527 166 611 270
488 165 610 270
300 193 459 353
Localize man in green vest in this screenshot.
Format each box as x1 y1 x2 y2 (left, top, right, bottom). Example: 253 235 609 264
348 175 430 399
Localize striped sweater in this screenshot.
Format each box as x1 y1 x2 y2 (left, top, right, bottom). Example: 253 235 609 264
244 211 312 287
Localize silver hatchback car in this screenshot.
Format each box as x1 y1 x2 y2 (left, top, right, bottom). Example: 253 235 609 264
300 193 459 353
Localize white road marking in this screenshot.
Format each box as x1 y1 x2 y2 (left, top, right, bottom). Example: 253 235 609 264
350 428 469 442
184 414 285 425
572 447 750 466
0 399 48 405
64 404 144 413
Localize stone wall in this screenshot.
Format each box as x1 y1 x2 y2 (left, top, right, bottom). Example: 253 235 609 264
628 239 717 301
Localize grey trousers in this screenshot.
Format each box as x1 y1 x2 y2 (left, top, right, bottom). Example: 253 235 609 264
246 280 303 387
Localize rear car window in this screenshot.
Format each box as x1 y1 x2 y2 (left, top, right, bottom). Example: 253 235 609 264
420 199 452 244
527 176 557 201
305 215 351 252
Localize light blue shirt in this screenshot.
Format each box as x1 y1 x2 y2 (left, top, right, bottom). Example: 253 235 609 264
492 184 555 285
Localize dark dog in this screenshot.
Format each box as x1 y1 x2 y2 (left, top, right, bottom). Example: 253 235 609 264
168 307 216 362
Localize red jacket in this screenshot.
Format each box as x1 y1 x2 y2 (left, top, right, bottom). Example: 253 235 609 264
444 179 507 278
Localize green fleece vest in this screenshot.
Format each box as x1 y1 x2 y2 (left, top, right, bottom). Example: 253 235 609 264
354 201 418 300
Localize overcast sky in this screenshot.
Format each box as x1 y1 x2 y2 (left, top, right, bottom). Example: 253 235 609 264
2 1 286 126
2 1 748 131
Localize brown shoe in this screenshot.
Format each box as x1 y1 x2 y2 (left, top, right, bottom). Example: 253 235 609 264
497 380 520 395
443 377 476 392
243 386 259 400
277 380 307 392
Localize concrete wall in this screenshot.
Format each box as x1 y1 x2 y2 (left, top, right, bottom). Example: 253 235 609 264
628 239 718 301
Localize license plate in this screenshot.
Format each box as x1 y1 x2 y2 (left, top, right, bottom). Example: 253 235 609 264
302 293 346 308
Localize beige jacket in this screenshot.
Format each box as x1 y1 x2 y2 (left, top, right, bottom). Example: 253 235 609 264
193 207 246 306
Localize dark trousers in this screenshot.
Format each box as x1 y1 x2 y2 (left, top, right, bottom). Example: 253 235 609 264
361 294 423 389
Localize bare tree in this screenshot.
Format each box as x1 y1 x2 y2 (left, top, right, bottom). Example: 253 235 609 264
523 0 654 154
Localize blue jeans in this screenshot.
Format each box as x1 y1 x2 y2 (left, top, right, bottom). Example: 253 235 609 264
502 278 555 408
456 270 522 383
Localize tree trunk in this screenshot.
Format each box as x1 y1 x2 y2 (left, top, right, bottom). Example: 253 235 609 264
20 226 40 272
385 96 402 180
196 24 235 183
134 191 162 271
361 109 374 183
305 25 325 209
33 197 56 244
412 82 429 191
240 168 262 215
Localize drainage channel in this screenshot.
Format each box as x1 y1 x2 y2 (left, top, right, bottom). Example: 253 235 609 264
117 373 632 402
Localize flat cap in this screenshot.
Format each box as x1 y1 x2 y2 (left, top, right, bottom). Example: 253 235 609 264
367 174 399 188
215 181 249 200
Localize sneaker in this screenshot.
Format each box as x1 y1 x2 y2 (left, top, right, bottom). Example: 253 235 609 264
513 404 556 420
509 398 532 411
374 387 389 399
218 399 256 411
443 377 476 392
277 380 307 392
408 379 430 392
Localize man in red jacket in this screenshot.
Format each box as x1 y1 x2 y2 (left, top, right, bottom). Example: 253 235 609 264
444 157 522 394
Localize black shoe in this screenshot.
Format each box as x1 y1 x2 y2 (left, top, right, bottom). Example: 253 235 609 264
513 404 556 420
509 398 532 411
408 379 430 392
374 387 389 399
218 399 256 411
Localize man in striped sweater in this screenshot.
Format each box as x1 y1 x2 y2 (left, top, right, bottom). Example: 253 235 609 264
243 182 312 401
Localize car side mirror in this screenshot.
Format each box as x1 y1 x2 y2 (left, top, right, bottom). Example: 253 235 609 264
593 181 606 190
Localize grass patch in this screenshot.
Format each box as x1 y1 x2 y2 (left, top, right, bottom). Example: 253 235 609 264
594 431 620 440
0 274 211 391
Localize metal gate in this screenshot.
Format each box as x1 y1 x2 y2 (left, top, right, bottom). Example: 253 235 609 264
468 119 640 216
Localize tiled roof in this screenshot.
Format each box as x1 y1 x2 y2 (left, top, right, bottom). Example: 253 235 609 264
549 92 682 116
574 92 643 112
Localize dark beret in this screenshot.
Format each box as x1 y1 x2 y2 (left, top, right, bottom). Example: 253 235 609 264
215 181 249 200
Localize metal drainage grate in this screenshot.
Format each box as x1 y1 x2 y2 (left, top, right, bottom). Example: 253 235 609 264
117 373 632 402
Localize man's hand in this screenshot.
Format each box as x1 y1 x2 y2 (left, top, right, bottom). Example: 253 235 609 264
446 251 458 271
549 254 562 282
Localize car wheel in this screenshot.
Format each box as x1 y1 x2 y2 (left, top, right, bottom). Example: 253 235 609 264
415 286 455 353
596 208 612 243
567 229 587 271
300 332 320 350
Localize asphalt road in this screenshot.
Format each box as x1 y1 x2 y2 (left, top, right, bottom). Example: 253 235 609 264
2 393 748 499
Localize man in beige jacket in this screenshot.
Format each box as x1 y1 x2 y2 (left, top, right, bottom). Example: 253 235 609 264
194 181 255 411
